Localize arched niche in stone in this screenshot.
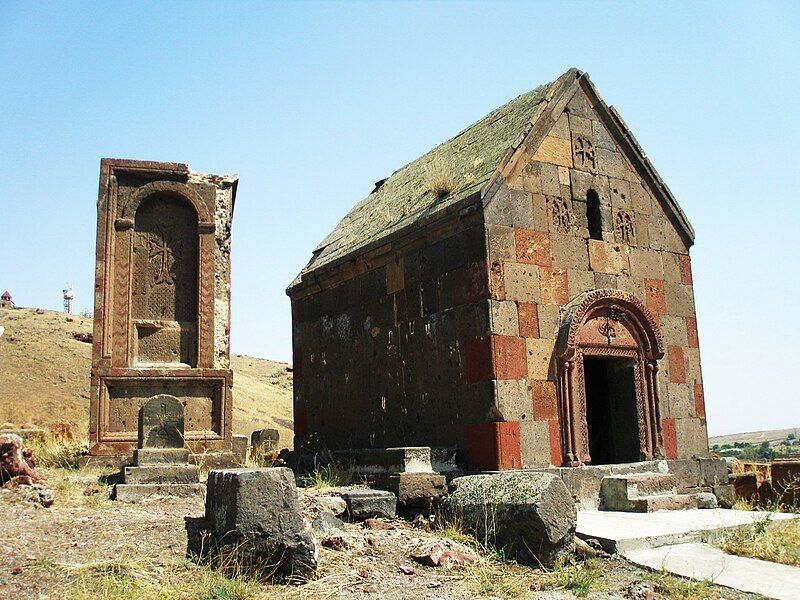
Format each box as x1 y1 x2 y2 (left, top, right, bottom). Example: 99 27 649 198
555 289 665 466
131 193 199 366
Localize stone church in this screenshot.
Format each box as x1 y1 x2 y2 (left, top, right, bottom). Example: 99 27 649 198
288 68 707 471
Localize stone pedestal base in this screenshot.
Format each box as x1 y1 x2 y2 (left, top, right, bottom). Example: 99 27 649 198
366 473 447 508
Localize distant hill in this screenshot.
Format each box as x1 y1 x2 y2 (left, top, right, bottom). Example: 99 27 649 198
0 307 294 447
709 428 800 448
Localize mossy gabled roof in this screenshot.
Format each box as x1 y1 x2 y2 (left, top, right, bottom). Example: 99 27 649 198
299 80 555 277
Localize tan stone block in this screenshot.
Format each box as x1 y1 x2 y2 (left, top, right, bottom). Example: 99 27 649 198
566 91 594 118
568 114 592 136
487 300 519 337
668 383 694 420
539 267 569 306
550 113 571 140
596 147 627 179
616 275 644 299
520 162 543 194
550 234 589 271
588 239 630 275
532 136 573 168
631 183 653 214
520 419 552 468
558 166 570 186
592 119 616 151
635 213 650 247
674 418 709 459
664 282 695 317
537 304 561 339
570 169 610 204
684 347 702 384
609 178 632 209
568 269 595 299
540 162 561 196
503 262 540 303
662 252 682 283
486 224 516 262
494 379 531 422
629 248 663 278
532 193 549 231
526 338 555 380
659 315 689 347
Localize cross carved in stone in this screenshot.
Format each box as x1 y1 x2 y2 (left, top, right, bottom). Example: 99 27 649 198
148 227 181 285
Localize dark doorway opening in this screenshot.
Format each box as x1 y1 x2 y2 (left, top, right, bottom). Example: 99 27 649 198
584 357 640 464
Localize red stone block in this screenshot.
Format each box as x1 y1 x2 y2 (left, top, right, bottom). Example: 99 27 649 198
533 380 558 420
644 278 666 315
465 335 527 382
679 255 693 285
662 418 677 459
686 316 699 348
539 267 569 306
468 422 522 471
491 335 528 380
548 419 563 467
694 383 705 418
515 229 551 266
464 337 493 383
668 346 686 383
517 302 540 338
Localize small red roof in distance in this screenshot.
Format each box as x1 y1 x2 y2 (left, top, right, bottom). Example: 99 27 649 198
1 291 11 300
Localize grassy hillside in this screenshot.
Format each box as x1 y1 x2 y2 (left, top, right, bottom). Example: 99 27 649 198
0 307 294 447
710 428 800 448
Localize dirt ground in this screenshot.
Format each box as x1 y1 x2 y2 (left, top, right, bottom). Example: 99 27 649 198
0 468 758 600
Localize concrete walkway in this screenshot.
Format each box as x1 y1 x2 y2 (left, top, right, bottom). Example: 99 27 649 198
576 508 797 552
577 509 800 599
624 542 800 600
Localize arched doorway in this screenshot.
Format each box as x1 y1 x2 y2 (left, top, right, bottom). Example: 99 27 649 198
556 290 665 466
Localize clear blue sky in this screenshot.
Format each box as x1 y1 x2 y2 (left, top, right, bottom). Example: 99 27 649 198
1 1 797 436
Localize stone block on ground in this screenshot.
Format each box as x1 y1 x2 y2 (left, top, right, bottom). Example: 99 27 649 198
122 465 200 485
730 472 758 501
696 492 718 509
251 428 280 453
114 483 205 502
133 448 190 466
443 471 575 567
231 435 248 464
712 484 735 508
205 467 317 577
698 458 729 487
341 489 397 520
367 472 448 508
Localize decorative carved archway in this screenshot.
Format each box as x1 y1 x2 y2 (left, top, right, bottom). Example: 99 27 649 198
556 289 665 466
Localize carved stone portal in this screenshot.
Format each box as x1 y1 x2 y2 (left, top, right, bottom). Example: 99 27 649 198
556 289 665 466
89 159 237 457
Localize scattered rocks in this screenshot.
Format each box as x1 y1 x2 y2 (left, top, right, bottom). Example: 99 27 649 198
0 434 42 484
363 518 395 530
443 471 576 567
411 544 475 568
205 467 318 578
341 489 397 520
697 492 718 509
313 494 347 516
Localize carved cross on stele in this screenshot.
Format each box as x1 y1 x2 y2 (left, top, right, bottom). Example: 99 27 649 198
148 227 181 285
573 136 595 169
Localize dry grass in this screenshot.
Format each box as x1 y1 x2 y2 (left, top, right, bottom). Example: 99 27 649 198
717 515 800 567
29 436 89 470
0 308 294 446
421 157 458 198
644 570 718 599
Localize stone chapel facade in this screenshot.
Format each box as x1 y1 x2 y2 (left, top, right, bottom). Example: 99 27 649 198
288 69 707 470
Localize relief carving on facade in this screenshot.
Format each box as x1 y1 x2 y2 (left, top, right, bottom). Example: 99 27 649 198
614 209 636 245
547 197 573 234
572 135 596 171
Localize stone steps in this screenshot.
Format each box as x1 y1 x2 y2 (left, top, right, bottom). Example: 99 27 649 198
600 472 700 512
113 483 205 502
123 464 200 484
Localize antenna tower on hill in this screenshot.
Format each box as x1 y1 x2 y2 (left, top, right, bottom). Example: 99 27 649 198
62 285 74 314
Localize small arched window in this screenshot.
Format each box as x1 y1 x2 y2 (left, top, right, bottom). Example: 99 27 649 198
587 189 603 240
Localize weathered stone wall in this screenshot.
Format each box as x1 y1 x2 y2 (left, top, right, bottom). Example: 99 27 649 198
482 88 707 467
290 211 496 452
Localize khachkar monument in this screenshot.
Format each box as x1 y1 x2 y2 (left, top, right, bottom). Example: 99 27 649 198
89 159 237 463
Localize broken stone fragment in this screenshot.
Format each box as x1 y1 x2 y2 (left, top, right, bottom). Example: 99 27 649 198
205 467 318 578
0 434 42 485
443 471 576 567
340 489 397 520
